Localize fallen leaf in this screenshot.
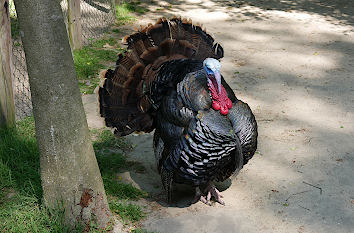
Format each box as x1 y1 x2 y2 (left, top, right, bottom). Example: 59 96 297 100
336 159 343 162
290 147 296 151
103 43 115 49
351 200 354 204
313 52 319 55
283 203 289 207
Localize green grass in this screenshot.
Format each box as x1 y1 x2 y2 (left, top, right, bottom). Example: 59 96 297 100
0 117 41 199
0 120 74 232
0 118 147 231
132 228 156 233
73 38 123 94
92 129 147 225
9 0 19 39
109 200 145 223
0 196 73 233
73 1 149 94
115 1 149 25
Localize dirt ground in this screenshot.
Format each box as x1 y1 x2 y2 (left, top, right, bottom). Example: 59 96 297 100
83 1 354 232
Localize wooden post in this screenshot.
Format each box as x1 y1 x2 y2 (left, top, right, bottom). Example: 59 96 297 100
0 0 15 127
67 0 82 50
111 0 116 20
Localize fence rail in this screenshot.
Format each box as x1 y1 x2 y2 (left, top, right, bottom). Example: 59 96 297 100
11 0 116 120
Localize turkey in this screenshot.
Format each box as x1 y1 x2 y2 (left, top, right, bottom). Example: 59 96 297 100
97 17 258 205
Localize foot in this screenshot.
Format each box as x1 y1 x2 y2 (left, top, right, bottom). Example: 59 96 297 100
192 187 211 206
192 184 225 206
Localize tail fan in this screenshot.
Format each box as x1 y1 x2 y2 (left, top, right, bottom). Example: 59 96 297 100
98 17 224 136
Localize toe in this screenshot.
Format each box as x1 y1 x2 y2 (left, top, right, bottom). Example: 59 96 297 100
200 196 211 205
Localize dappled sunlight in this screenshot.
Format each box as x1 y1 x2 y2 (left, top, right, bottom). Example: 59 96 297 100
95 0 354 232
286 95 354 132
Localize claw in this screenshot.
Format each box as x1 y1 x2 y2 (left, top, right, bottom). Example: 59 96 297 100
193 183 225 206
192 187 211 205
209 186 225 205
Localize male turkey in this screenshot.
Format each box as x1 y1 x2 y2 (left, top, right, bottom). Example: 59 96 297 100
98 17 258 205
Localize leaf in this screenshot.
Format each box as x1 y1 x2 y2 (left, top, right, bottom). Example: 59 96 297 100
283 203 289 206
290 147 296 151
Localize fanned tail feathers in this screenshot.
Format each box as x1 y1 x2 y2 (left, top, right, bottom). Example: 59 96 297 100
98 17 224 136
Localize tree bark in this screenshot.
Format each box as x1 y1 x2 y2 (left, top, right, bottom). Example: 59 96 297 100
0 0 15 128
14 0 111 229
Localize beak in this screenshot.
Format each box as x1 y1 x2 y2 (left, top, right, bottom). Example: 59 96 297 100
214 71 222 95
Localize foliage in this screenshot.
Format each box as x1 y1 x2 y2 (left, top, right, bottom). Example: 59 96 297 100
0 118 147 231
109 199 145 223
115 1 149 25
0 118 41 199
8 0 19 39
0 195 73 233
73 38 122 94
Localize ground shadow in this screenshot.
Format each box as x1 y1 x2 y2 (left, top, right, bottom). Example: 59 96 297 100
106 1 354 232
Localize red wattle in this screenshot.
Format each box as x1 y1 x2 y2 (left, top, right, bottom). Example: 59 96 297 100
226 99 232 109
220 108 229 115
208 75 233 115
212 101 221 110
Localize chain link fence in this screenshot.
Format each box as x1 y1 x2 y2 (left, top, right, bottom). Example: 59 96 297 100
11 0 116 120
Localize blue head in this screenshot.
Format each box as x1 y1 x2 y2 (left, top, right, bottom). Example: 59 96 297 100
203 58 222 94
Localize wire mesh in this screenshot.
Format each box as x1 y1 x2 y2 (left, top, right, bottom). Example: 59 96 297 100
61 0 116 45
12 39 32 120
11 0 116 120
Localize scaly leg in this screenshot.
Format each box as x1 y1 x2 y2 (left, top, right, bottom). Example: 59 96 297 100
192 187 210 205
204 182 225 205
192 182 225 205
161 166 173 203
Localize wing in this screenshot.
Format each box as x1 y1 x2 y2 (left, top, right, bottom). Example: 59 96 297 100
228 100 258 164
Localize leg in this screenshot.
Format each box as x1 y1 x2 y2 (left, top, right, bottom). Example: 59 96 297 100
192 182 225 206
204 182 225 205
192 187 210 205
161 166 174 203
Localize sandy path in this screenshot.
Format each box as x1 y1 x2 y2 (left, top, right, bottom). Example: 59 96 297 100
83 1 354 232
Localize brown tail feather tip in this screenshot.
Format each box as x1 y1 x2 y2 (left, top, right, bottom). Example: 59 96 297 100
98 16 224 136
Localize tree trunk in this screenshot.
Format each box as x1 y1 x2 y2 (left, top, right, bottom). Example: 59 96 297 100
14 0 111 229
0 0 15 128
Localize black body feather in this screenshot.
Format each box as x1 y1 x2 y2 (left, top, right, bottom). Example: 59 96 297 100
98 17 258 202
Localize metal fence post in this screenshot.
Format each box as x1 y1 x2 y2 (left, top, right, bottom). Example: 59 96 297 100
0 0 15 127
67 0 82 50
